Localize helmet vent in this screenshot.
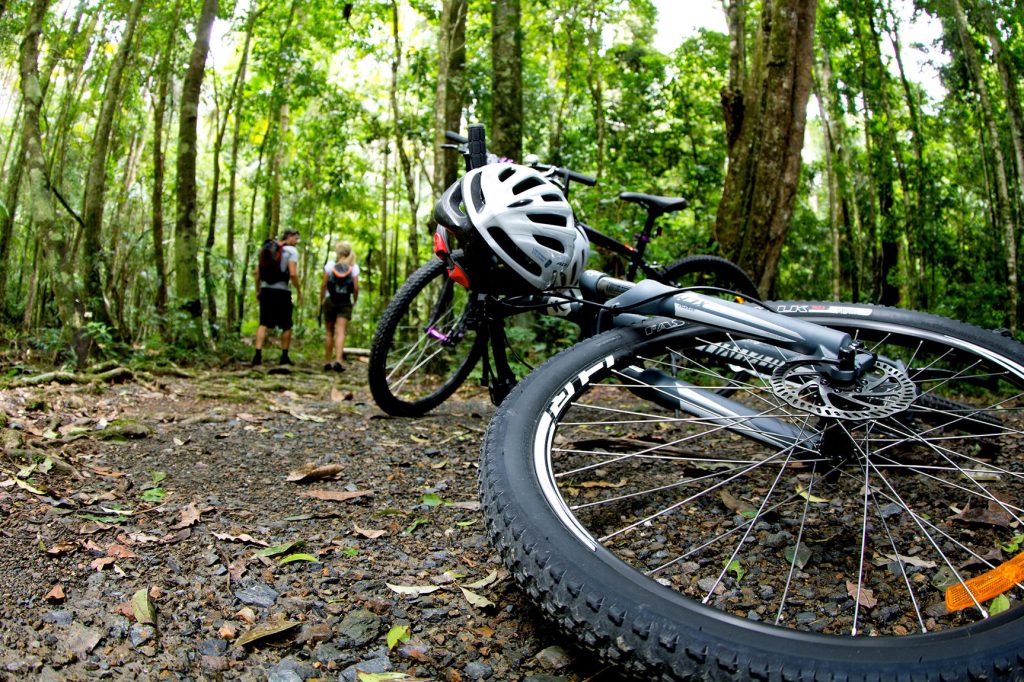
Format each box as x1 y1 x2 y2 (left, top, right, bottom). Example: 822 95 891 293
527 213 568 227
509 198 532 208
498 167 516 182
542 193 563 202
534 234 566 253
470 173 486 212
513 176 545 195
488 227 542 276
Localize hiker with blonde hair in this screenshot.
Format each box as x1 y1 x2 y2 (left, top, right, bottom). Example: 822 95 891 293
319 240 360 371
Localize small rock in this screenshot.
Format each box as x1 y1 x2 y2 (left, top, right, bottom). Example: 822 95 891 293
129 623 156 648
107 615 131 640
65 622 103 660
234 581 279 608
296 621 332 644
524 676 571 682
201 655 230 673
337 609 381 646
340 656 391 682
464 661 493 680
199 638 228 656
42 610 73 626
535 645 571 671
312 642 350 666
269 657 312 682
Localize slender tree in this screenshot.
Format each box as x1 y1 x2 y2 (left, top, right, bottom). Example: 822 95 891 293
491 0 522 160
21 0 82 352
174 0 217 346
80 0 145 333
432 0 467 195
948 0 1018 332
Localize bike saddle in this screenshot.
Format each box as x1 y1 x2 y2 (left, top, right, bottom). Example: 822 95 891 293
618 192 688 216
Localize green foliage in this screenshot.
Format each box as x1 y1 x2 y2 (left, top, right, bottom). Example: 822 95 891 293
1 0 1022 361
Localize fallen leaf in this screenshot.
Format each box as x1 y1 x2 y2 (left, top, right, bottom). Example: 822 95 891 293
279 553 319 564
106 544 139 559
386 583 441 596
353 523 386 539
120 531 163 545
846 582 877 608
131 587 156 625
386 624 411 650
171 502 213 529
463 570 499 590
357 673 428 682
329 388 347 402
720 490 757 516
255 540 304 558
880 553 937 569
445 500 481 511
79 520 113 534
212 532 268 546
289 411 325 423
299 489 372 502
219 623 238 640
15 478 45 495
990 594 1011 615
286 464 345 483
45 584 65 602
47 543 77 556
459 587 495 609
796 483 829 503
951 499 1015 528
236 620 300 647
90 557 117 572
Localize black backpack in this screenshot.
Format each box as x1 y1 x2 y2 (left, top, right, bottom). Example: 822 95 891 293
327 263 354 304
259 239 289 284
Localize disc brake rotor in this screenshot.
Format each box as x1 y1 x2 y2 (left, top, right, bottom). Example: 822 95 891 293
770 359 917 420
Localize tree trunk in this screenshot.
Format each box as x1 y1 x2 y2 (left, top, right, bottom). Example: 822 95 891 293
225 6 259 333
491 0 522 161
174 0 217 347
583 11 606 180
433 0 467 195
949 0 1018 332
982 3 1024 217
721 0 747 148
390 0 420 276
813 69 842 301
151 0 183 340
21 0 82 348
79 0 144 333
713 0 818 296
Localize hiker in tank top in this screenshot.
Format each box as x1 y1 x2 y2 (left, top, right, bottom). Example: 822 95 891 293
319 240 360 372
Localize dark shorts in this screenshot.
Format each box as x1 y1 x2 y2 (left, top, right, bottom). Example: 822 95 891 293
324 297 353 325
259 288 293 330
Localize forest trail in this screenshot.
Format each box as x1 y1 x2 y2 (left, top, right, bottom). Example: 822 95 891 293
0 361 609 681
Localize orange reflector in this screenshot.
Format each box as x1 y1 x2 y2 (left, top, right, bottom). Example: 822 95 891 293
946 552 1024 613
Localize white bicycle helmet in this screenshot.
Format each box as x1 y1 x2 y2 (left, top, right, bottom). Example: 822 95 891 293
447 163 588 291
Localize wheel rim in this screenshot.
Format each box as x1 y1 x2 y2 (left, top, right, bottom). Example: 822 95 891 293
535 324 1024 638
383 271 477 405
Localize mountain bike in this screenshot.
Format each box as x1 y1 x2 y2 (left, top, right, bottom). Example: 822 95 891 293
481 271 1024 679
368 126 758 417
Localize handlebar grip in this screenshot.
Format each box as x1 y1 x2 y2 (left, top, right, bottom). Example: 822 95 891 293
566 169 597 187
445 130 469 145
468 124 488 170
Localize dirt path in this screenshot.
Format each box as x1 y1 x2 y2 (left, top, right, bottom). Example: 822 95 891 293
0 361 612 681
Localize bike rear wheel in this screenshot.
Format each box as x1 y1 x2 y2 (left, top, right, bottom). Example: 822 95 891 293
482 303 1024 679
660 254 759 299
369 258 483 417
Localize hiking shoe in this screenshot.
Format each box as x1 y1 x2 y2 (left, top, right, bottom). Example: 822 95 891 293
331 362 345 372
251 351 262 366
279 355 294 366
323 363 333 372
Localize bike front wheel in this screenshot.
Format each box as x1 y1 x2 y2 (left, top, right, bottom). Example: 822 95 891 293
369 258 483 417
482 303 1024 679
